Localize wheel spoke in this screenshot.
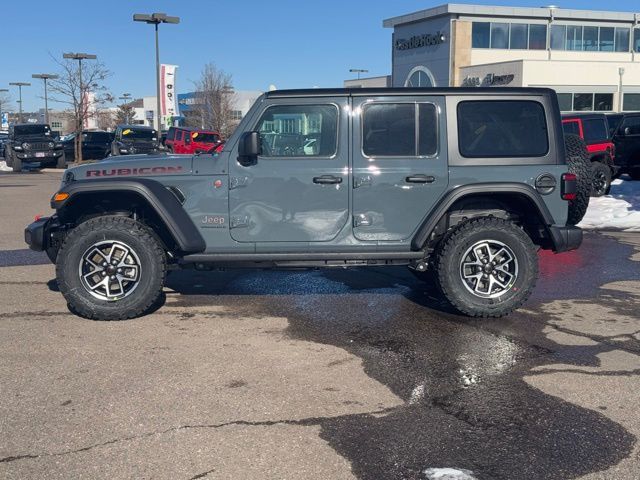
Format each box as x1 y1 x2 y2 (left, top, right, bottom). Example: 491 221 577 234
460 239 519 299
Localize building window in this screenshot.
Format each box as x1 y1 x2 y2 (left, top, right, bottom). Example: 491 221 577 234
583 26 598 51
566 25 583 51
557 93 573 112
634 28 640 52
457 101 548 158
557 93 614 112
50 121 63 129
599 27 614 51
509 23 528 50
615 27 630 52
550 24 566 50
405 67 435 87
529 24 547 50
230 110 243 121
490 23 509 49
472 22 490 48
623 93 640 111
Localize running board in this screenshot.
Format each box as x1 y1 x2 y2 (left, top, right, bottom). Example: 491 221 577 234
181 251 424 264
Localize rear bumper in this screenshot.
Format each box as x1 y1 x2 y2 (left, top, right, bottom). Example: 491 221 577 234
549 225 583 253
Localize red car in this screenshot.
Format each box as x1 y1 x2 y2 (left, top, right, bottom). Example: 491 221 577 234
165 127 222 154
562 113 618 196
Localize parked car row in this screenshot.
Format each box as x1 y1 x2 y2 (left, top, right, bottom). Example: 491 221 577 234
561 111 640 196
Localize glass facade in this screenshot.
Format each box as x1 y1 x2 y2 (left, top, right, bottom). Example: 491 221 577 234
556 93 614 112
623 94 640 111
473 22 640 52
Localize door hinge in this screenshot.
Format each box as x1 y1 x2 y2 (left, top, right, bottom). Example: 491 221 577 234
353 213 372 227
229 176 250 190
230 215 250 229
353 175 372 189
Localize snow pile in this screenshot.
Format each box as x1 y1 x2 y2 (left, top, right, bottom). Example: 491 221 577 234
579 178 640 232
423 467 477 480
0 160 11 172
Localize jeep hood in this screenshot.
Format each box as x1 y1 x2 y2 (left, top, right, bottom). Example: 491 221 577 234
66 154 193 181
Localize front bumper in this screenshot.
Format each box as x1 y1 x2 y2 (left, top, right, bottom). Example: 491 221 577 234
24 216 51 251
549 225 583 253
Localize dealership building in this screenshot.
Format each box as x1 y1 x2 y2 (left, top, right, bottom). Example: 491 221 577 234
383 4 640 112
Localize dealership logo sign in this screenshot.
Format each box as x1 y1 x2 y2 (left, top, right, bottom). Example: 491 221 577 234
395 32 446 50
462 73 515 87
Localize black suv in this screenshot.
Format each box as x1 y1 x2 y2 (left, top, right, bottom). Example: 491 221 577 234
4 123 64 172
61 130 114 162
606 113 640 180
111 125 159 156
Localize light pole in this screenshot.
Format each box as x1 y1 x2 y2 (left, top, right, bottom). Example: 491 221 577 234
63 53 96 162
349 68 369 80
119 93 132 124
0 88 8 129
9 82 30 123
133 12 180 132
32 73 59 124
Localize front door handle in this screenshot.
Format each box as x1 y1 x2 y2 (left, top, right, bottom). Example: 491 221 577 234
406 174 435 184
313 175 343 185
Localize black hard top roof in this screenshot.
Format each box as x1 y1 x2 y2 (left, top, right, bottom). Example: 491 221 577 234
265 87 556 98
117 124 155 130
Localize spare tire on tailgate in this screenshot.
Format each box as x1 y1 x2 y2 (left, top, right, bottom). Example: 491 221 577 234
564 134 591 226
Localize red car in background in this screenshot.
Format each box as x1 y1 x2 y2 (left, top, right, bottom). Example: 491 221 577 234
165 126 222 154
562 113 618 196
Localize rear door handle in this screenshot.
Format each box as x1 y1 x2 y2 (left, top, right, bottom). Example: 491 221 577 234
313 175 343 185
406 174 435 184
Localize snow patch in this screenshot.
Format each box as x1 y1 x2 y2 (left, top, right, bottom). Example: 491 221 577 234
408 384 425 404
578 178 640 232
423 467 478 480
0 160 11 172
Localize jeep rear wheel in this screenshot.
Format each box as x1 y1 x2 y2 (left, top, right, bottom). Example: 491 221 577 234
590 162 611 197
434 218 538 318
56 215 166 320
564 134 591 225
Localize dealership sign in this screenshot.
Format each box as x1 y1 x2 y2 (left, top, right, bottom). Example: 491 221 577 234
161 64 178 126
462 73 515 87
395 32 446 50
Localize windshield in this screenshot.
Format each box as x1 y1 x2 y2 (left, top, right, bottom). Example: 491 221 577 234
121 128 156 140
191 132 220 143
14 125 51 136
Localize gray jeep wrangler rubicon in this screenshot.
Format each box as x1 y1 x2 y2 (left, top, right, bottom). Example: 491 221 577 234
25 87 587 320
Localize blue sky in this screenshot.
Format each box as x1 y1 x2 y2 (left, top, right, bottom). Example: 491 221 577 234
3 0 640 111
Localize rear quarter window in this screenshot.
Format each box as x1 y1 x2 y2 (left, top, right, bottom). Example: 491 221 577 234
562 120 580 136
457 100 548 158
582 118 609 143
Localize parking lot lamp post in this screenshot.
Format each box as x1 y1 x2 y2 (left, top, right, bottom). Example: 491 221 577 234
31 74 59 124
0 88 8 128
349 68 369 80
9 82 30 123
133 13 180 132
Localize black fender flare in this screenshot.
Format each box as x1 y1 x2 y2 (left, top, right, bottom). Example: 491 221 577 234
411 183 556 250
52 177 205 254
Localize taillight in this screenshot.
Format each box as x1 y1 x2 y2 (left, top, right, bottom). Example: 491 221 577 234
561 172 577 201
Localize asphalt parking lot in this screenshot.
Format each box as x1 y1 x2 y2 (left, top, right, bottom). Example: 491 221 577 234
1 170 639 480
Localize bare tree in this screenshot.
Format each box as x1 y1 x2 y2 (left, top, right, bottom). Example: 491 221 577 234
48 55 113 162
96 110 116 131
115 103 136 126
190 63 236 138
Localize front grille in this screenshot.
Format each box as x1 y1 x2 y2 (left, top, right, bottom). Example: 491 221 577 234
26 142 53 150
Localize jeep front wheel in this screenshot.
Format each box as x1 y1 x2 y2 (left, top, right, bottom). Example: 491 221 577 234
56 215 166 320
434 218 538 318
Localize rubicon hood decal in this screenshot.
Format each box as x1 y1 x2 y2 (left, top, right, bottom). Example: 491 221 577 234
86 166 184 177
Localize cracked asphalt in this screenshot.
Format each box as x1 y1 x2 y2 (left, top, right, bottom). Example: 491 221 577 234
1 171 639 480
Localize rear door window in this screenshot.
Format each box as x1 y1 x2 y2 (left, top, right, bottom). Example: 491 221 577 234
362 103 438 157
457 100 548 158
582 118 609 143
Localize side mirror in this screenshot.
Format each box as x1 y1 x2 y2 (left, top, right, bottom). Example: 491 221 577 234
237 131 260 166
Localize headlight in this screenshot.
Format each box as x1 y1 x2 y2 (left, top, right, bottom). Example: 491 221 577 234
48 142 55 148
13 145 23 151
119 148 129 153
22 142 30 150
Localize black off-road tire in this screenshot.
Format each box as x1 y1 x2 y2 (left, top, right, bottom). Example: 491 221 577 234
56 153 67 169
434 218 538 318
12 155 22 173
590 161 611 197
564 134 591 225
56 215 166 320
4 148 12 167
